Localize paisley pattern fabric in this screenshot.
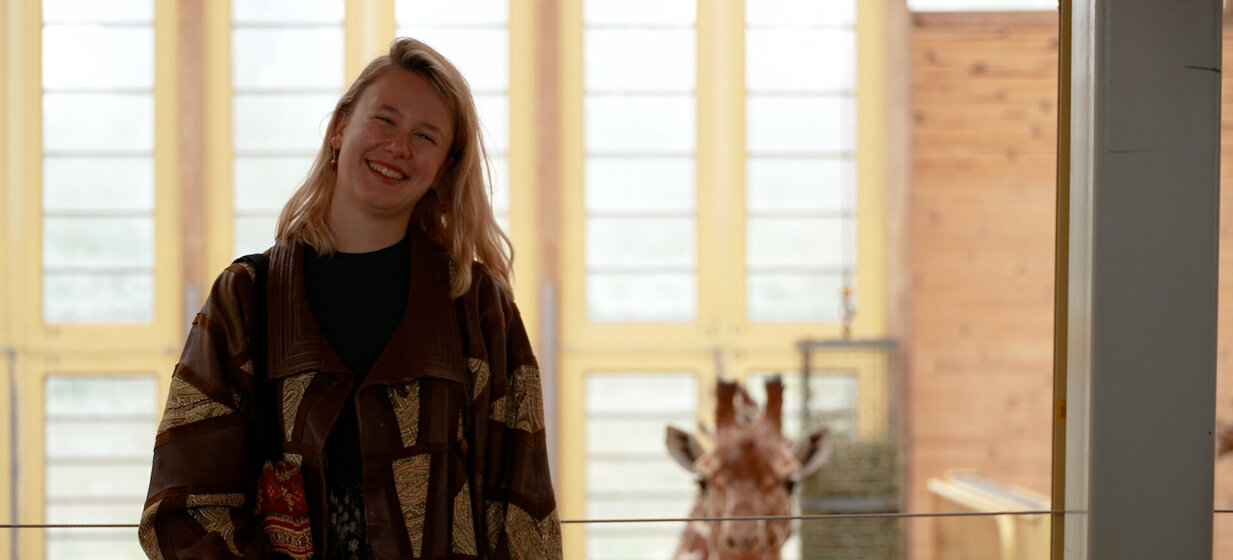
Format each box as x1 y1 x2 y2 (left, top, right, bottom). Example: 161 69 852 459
392 454 432 557
280 372 314 442
156 376 233 435
451 481 477 555
388 382 422 447
491 364 546 433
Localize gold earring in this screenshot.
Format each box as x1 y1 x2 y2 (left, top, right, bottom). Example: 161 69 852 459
330 148 338 170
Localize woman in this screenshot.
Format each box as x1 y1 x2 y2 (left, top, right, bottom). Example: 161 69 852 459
139 38 562 560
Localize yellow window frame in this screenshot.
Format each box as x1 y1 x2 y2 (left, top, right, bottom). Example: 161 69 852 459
555 0 889 555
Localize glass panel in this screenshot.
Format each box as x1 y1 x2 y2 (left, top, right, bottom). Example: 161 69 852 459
47 536 145 560
746 29 855 92
395 0 509 25
234 156 312 211
747 95 854 154
46 464 150 499
585 373 697 414
474 93 510 151
747 217 848 268
395 28 509 91
43 93 153 151
587 158 695 214
587 273 695 321
747 272 844 321
585 372 696 559
487 156 510 215
586 527 684 560
586 217 694 268
43 0 153 22
45 376 158 416
584 0 696 25
235 216 279 258
587 459 690 493
42 26 153 89
233 28 344 89
233 93 338 152
746 0 856 26
44 217 153 268
46 503 140 525
586 95 695 153
586 30 695 92
747 158 851 213
43 273 154 322
44 157 154 212
232 0 343 23
46 421 155 459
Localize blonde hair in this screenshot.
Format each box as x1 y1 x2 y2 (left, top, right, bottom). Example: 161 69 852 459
274 37 512 297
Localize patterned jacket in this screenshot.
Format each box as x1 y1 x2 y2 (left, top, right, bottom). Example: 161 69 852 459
139 228 562 559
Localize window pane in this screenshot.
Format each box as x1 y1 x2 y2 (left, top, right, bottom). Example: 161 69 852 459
475 93 510 151
747 158 851 213
235 216 278 258
748 272 844 321
47 464 149 499
43 0 152 22
587 273 695 321
585 0 695 25
43 273 153 322
396 0 509 25
46 421 155 459
585 373 697 414
44 157 154 212
232 0 343 23
746 0 856 26
488 156 510 215
586 217 694 268
43 217 153 268
586 30 695 92
746 29 855 92
43 93 153 151
584 372 696 559
234 156 311 211
233 28 343 89
47 536 145 560
747 95 854 153
43 26 153 89
45 376 158 416
586 95 695 153
587 158 694 214
234 94 337 152
396 28 509 91
747 217 849 268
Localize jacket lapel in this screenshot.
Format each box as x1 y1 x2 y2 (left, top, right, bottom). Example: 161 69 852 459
266 230 466 386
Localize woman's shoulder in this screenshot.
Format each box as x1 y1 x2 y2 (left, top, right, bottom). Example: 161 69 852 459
462 260 515 310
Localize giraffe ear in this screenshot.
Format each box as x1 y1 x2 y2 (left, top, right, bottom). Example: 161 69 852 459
792 425 833 477
666 425 705 472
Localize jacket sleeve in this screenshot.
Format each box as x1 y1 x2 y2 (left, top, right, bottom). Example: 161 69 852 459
139 264 266 559
476 280 563 560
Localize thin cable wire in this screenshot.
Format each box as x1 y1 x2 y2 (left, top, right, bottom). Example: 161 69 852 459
3 510 1096 529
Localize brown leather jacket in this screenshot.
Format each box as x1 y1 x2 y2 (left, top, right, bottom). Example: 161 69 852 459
139 229 562 559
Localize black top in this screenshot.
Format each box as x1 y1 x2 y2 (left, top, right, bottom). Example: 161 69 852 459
304 235 410 559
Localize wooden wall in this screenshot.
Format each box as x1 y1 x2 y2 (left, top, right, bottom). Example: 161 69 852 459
908 12 1060 559
909 10 1233 559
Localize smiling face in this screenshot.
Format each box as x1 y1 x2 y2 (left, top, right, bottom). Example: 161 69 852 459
329 68 454 233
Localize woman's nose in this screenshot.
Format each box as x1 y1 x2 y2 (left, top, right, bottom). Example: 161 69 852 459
386 136 410 157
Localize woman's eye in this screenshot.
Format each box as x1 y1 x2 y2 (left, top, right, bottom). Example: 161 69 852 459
377 116 393 124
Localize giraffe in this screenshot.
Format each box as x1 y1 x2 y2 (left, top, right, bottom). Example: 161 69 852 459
665 377 833 560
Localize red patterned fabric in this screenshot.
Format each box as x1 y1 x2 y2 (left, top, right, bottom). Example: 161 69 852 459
255 460 313 559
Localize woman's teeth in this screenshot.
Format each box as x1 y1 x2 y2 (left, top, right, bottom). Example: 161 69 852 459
367 161 406 180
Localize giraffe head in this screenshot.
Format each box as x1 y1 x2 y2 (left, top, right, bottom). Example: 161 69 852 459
666 378 833 559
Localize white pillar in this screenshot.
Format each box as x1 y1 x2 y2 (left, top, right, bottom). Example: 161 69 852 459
1066 1 1221 558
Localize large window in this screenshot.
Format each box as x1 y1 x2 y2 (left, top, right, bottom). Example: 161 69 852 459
230 0 344 257
41 1 155 323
